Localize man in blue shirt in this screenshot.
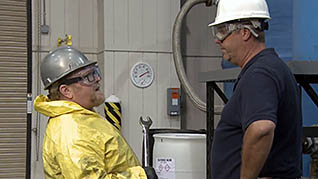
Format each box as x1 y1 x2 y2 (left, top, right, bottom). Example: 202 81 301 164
208 0 302 178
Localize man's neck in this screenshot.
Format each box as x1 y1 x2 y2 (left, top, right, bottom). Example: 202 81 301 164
240 42 266 68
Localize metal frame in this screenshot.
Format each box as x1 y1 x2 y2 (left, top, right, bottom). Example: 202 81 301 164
199 60 318 177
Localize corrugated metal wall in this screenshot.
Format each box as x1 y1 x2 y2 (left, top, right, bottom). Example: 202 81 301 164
0 0 28 178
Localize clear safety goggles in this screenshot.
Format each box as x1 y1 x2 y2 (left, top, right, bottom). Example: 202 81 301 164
211 23 258 42
61 66 101 86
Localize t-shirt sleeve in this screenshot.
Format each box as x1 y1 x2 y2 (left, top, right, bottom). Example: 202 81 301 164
239 68 280 131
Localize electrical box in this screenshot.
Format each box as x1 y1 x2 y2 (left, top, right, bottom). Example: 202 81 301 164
40 25 49 34
167 88 180 116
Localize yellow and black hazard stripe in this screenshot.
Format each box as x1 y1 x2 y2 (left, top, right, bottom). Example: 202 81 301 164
104 102 122 130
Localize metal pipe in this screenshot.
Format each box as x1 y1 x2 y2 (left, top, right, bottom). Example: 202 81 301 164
172 0 208 112
42 0 47 25
34 0 43 162
26 0 32 178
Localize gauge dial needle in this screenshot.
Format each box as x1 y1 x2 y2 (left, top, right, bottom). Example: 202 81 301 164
139 71 149 78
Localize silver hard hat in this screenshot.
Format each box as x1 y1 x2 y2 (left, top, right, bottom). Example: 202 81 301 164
40 46 97 90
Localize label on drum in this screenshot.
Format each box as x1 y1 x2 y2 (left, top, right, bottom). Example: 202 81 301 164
155 157 175 179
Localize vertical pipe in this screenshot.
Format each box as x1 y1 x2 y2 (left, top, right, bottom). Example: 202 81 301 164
207 82 214 179
43 0 47 25
26 0 32 178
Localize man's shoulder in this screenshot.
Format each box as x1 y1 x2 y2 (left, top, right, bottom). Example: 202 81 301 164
252 49 289 76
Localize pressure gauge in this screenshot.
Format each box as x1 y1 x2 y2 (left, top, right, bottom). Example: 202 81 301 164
130 62 154 88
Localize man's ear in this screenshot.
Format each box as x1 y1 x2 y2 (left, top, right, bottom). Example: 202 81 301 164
241 28 252 41
59 84 73 99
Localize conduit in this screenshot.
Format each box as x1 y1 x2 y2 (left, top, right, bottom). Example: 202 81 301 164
172 0 212 112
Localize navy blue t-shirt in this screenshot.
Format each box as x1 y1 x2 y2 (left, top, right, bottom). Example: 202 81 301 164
211 48 302 178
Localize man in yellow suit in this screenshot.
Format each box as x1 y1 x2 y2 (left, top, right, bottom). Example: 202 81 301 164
34 46 147 179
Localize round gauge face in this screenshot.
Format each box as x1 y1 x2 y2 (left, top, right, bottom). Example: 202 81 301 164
130 62 154 88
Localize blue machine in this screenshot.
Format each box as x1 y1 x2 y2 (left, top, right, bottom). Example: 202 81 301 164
292 0 318 177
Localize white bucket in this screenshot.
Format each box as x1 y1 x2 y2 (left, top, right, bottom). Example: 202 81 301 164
152 133 206 179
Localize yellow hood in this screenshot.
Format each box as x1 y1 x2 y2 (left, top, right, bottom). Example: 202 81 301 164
34 95 95 118
34 95 147 179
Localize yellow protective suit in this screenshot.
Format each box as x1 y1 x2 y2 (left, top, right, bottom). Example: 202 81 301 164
34 95 147 179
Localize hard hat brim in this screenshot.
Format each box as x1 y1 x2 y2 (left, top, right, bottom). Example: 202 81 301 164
208 15 271 27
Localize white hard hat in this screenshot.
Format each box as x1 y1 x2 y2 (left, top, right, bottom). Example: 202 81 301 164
208 0 271 27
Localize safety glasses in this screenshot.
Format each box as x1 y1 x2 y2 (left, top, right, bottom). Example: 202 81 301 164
61 66 101 86
211 23 258 42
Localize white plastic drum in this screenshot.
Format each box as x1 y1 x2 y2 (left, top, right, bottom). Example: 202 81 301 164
152 133 206 179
